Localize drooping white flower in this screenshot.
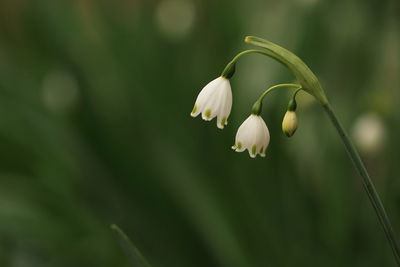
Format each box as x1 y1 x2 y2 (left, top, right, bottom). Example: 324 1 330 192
190 77 232 129
232 114 270 158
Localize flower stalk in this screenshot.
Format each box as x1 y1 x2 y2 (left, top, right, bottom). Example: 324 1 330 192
245 36 400 266
252 83 301 115
190 35 400 265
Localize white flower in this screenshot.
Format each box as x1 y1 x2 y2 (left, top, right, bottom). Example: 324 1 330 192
190 77 232 129
232 114 270 158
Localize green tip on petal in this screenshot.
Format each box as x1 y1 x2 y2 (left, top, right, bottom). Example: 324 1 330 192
191 104 197 114
221 117 227 126
251 144 257 155
232 142 242 150
204 109 212 119
260 147 267 157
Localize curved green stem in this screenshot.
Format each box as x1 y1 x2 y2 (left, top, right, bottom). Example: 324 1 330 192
225 49 270 66
221 49 300 79
292 87 302 99
257 83 301 102
252 84 301 115
244 36 328 105
323 103 400 266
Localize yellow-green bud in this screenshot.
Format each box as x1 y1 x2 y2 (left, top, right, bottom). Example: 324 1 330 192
282 110 298 137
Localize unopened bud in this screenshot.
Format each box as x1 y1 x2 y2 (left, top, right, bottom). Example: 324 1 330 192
282 110 298 137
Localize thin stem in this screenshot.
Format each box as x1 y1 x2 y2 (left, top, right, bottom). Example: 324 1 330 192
252 84 301 115
323 103 400 266
229 49 270 64
292 88 302 99
221 49 295 78
257 83 301 103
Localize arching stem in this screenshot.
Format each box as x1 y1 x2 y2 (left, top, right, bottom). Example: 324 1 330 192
252 84 302 115
221 49 298 79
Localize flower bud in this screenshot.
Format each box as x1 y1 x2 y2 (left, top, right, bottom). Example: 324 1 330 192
282 110 298 137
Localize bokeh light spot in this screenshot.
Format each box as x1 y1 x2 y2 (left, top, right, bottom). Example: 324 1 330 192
352 112 386 154
155 0 195 41
42 69 79 113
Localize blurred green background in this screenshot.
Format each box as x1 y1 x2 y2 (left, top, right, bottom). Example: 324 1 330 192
0 0 399 266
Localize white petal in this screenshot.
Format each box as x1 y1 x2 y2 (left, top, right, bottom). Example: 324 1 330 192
217 83 232 129
257 116 270 149
262 119 270 149
234 115 255 150
244 116 259 149
202 78 227 121
249 148 257 158
191 77 222 117
190 104 201 117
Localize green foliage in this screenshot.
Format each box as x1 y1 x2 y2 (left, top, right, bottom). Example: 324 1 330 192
0 0 399 266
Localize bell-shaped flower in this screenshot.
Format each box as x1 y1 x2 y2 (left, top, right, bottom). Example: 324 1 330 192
282 110 298 137
232 114 270 158
190 77 232 129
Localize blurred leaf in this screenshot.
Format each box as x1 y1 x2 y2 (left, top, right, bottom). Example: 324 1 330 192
110 224 152 267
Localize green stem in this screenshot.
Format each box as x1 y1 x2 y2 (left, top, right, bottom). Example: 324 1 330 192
221 49 296 78
292 88 302 99
257 83 301 102
323 103 400 266
252 84 301 115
